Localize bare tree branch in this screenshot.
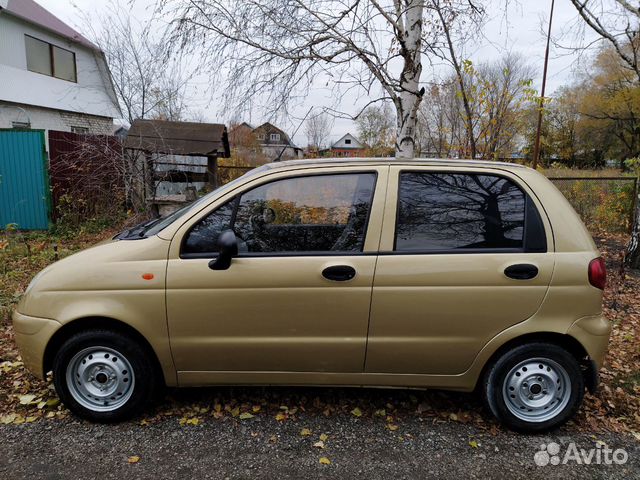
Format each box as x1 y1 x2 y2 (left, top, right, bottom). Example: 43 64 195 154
157 0 485 158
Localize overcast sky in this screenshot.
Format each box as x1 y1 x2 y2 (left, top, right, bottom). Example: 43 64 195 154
36 0 600 145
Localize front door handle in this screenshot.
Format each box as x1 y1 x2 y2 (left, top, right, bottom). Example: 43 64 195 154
504 263 539 280
322 265 356 282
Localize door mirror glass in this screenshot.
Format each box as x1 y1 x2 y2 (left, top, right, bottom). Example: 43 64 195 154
208 230 238 270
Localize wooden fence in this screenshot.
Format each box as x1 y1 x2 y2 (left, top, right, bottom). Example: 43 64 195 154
48 130 124 222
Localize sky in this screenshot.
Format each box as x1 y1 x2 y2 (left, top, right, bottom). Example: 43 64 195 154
36 0 600 146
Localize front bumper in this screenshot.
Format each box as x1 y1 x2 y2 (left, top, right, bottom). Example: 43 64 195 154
12 311 61 379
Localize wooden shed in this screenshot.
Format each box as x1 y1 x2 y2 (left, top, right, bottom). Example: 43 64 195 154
124 119 230 213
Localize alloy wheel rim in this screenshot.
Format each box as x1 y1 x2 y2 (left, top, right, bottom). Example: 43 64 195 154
65 346 135 412
502 357 571 423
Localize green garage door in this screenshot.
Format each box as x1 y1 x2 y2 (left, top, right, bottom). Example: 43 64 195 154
0 130 50 230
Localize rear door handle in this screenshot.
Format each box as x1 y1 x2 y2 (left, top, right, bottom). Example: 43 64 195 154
504 263 539 280
322 265 356 282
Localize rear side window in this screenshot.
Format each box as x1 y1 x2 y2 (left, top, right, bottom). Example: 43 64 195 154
395 172 535 252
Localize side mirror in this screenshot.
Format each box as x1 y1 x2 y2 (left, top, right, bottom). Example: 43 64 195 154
208 230 238 270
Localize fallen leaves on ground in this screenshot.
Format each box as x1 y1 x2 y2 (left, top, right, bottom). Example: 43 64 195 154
127 456 140 464
179 417 200 426
319 457 331 465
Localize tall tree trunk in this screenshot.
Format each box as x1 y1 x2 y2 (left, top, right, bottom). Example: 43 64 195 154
626 184 640 269
395 0 424 159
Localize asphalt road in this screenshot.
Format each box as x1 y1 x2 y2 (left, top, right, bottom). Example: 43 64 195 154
1 389 638 480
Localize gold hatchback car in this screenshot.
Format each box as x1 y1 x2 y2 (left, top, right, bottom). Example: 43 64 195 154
13 159 610 432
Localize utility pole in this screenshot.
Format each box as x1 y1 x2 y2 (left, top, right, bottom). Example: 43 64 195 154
532 0 555 170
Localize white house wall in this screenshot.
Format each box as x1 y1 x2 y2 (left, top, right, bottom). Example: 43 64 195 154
0 101 113 136
0 12 120 119
261 145 302 160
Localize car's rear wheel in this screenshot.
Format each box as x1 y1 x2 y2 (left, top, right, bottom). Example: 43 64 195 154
483 342 584 433
52 330 158 422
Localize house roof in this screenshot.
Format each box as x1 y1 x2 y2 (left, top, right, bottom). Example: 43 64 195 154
1 0 98 50
125 119 230 157
331 133 364 149
253 122 298 147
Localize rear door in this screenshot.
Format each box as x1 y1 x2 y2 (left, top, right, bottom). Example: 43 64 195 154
365 166 554 375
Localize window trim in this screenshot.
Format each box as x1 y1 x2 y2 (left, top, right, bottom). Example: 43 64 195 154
179 171 379 259
391 170 547 255
24 34 77 83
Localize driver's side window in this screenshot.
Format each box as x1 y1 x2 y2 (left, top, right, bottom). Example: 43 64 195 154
182 172 376 256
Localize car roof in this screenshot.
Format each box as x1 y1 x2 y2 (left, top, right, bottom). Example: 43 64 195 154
259 157 528 171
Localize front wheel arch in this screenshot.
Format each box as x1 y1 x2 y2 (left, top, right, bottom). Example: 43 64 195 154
43 316 166 388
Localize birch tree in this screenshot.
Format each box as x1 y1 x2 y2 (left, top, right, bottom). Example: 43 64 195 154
158 0 484 158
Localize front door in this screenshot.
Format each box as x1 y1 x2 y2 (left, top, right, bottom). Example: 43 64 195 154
365 166 554 375
166 167 386 377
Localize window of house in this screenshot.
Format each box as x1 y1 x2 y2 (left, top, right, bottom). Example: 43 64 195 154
395 172 526 251
11 121 31 129
257 134 266 140
25 35 77 82
270 133 281 142
71 126 89 134
345 139 352 145
182 173 377 256
52 45 76 82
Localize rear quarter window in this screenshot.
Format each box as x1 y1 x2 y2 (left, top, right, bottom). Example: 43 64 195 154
395 171 546 253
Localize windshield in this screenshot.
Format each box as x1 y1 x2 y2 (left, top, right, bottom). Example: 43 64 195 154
115 167 267 240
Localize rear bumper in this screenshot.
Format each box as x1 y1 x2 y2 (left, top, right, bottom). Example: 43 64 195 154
567 314 612 370
12 311 61 380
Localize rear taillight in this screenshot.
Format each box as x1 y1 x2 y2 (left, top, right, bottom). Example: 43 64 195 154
588 257 606 290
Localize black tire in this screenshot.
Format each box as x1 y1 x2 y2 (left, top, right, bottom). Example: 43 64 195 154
52 329 158 422
483 342 584 433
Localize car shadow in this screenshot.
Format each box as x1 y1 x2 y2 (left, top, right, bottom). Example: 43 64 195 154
147 384 492 427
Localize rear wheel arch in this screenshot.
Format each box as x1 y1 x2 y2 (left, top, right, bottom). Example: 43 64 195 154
476 332 592 391
43 317 166 387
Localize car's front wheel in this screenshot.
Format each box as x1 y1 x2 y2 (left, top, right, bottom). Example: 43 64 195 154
52 330 158 422
483 342 585 432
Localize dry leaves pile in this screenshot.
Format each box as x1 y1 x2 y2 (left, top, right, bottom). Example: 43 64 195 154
1 229 639 438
